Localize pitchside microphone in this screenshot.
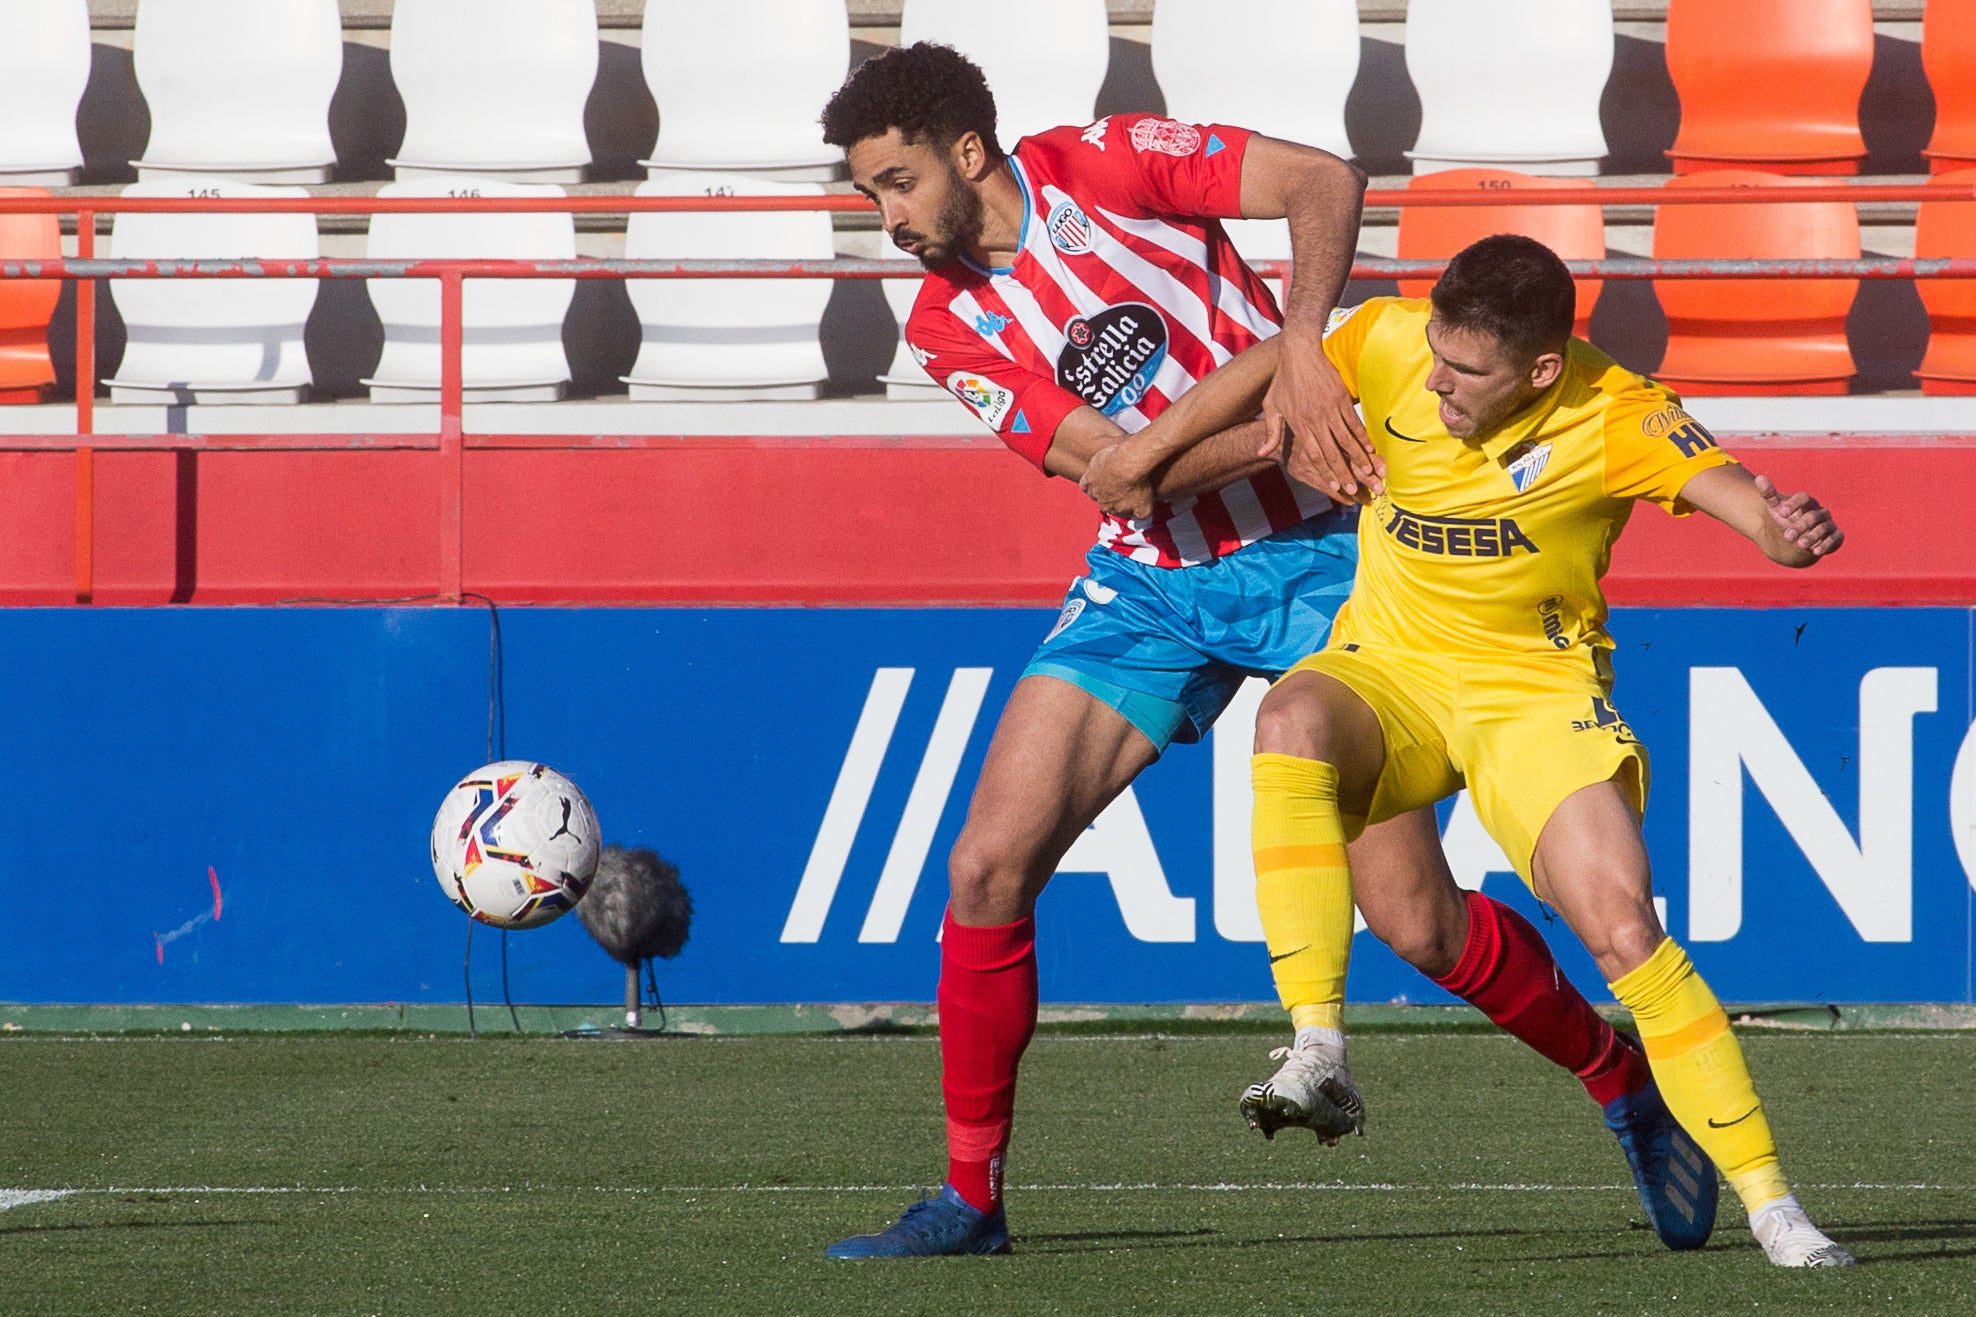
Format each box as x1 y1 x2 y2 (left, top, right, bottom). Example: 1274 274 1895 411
573 844 692 1034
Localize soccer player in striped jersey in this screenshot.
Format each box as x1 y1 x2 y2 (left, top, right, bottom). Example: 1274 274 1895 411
818 44 1708 1260
1100 235 1848 1266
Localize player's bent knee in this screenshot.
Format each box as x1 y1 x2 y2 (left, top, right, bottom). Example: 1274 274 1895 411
947 830 1044 924
1252 681 1340 760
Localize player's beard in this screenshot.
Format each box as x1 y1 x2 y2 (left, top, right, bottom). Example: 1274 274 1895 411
897 169 985 270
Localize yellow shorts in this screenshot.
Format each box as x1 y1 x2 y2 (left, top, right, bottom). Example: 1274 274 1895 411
1284 641 1650 883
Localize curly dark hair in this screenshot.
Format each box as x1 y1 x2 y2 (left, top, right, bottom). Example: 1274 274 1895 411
820 42 1001 159
1429 234 1577 358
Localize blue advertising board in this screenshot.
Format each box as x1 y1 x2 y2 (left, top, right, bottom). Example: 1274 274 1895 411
1 605 1970 1007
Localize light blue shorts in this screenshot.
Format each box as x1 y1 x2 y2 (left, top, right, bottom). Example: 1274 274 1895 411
1022 505 1360 751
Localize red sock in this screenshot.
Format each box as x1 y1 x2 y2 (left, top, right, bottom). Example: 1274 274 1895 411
1433 890 1650 1107
938 910 1037 1214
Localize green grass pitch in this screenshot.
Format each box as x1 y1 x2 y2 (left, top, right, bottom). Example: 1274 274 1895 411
2 1029 1971 1315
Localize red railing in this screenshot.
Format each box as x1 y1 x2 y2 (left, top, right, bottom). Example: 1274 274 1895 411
3 183 1973 604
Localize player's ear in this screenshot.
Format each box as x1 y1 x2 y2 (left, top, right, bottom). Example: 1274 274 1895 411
952 130 994 181
1528 351 1565 392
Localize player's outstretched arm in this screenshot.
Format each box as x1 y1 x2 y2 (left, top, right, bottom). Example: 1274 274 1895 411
1076 338 1281 517
1239 134 1381 499
1677 464 1846 567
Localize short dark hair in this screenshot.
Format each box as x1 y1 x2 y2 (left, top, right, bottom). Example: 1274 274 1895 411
820 42 1001 159
1429 234 1576 359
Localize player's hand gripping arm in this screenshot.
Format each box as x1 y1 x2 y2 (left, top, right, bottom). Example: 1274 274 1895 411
1677 464 1846 567
1239 135 1381 499
1073 338 1282 518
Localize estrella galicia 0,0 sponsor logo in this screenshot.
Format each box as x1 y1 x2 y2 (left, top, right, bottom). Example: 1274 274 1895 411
1057 303 1169 417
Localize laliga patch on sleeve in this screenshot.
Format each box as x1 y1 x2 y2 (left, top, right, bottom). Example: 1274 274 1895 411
1130 117 1202 156
946 371 1015 429
1323 304 1362 338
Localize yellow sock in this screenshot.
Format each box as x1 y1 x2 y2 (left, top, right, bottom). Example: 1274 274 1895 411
1251 753 1356 1034
1609 938 1792 1212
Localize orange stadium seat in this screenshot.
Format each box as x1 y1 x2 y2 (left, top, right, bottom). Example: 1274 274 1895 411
0 187 61 404
1664 0 1872 175
1913 167 1976 394
1923 0 1976 172
1652 170 1859 395
1395 170 1605 339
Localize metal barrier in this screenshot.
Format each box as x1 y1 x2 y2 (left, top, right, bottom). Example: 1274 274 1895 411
1 183 1972 604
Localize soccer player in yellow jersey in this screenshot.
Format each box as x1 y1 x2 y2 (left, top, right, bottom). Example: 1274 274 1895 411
1236 235 1848 1267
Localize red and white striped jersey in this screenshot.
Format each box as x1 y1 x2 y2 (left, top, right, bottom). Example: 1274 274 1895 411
905 113 1337 568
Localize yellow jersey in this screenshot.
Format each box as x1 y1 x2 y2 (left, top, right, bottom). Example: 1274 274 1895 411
1320 297 1737 664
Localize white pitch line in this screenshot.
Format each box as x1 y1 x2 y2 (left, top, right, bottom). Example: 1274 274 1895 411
0 1180 1955 1209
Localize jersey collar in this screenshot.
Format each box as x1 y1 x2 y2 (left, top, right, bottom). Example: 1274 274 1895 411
959 156 1030 279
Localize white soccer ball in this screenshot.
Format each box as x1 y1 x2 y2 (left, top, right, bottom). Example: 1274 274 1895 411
430 760 601 929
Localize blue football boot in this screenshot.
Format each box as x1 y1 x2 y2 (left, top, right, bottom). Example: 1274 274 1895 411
824 1184 1012 1259
1602 1078 1719 1250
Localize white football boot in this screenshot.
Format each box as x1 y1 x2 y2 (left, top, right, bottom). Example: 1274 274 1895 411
1750 1195 1855 1267
1238 1026 1366 1143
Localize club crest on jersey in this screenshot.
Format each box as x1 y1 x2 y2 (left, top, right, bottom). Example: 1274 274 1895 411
1047 199 1094 255
1045 596 1085 641
1505 441 1554 493
945 371 1015 429
1131 117 1201 156
1057 303 1169 418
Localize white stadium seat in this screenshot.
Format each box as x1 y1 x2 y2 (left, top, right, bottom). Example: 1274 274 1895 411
363 177 576 403
1151 0 1359 161
621 173 834 401
899 0 1110 146
106 179 320 405
133 0 342 185
639 0 850 182
873 244 945 400
0 0 90 186
1406 0 1615 176
388 0 598 184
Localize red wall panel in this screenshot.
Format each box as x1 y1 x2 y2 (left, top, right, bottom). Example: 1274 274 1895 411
1 434 1969 607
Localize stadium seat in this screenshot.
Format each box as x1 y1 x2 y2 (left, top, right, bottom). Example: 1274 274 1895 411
364 178 577 403
1651 170 1859 395
0 187 61 404
132 0 342 184
388 0 598 183
105 179 320 405
638 0 850 182
1913 167 1976 394
0 0 89 186
1395 170 1605 339
898 0 1109 146
1404 0 1613 176
1922 0 1976 172
1664 0 1872 175
1150 0 1358 161
620 173 833 401
875 245 944 400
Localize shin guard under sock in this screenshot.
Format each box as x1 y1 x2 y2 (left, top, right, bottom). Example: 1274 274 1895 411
938 911 1037 1212
1251 753 1356 1033
1610 937 1792 1211
1433 890 1651 1107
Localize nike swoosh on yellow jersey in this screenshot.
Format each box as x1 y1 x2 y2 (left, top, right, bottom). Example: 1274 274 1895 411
1383 418 1429 443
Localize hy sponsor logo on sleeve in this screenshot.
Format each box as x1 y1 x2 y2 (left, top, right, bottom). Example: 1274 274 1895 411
946 372 1015 429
